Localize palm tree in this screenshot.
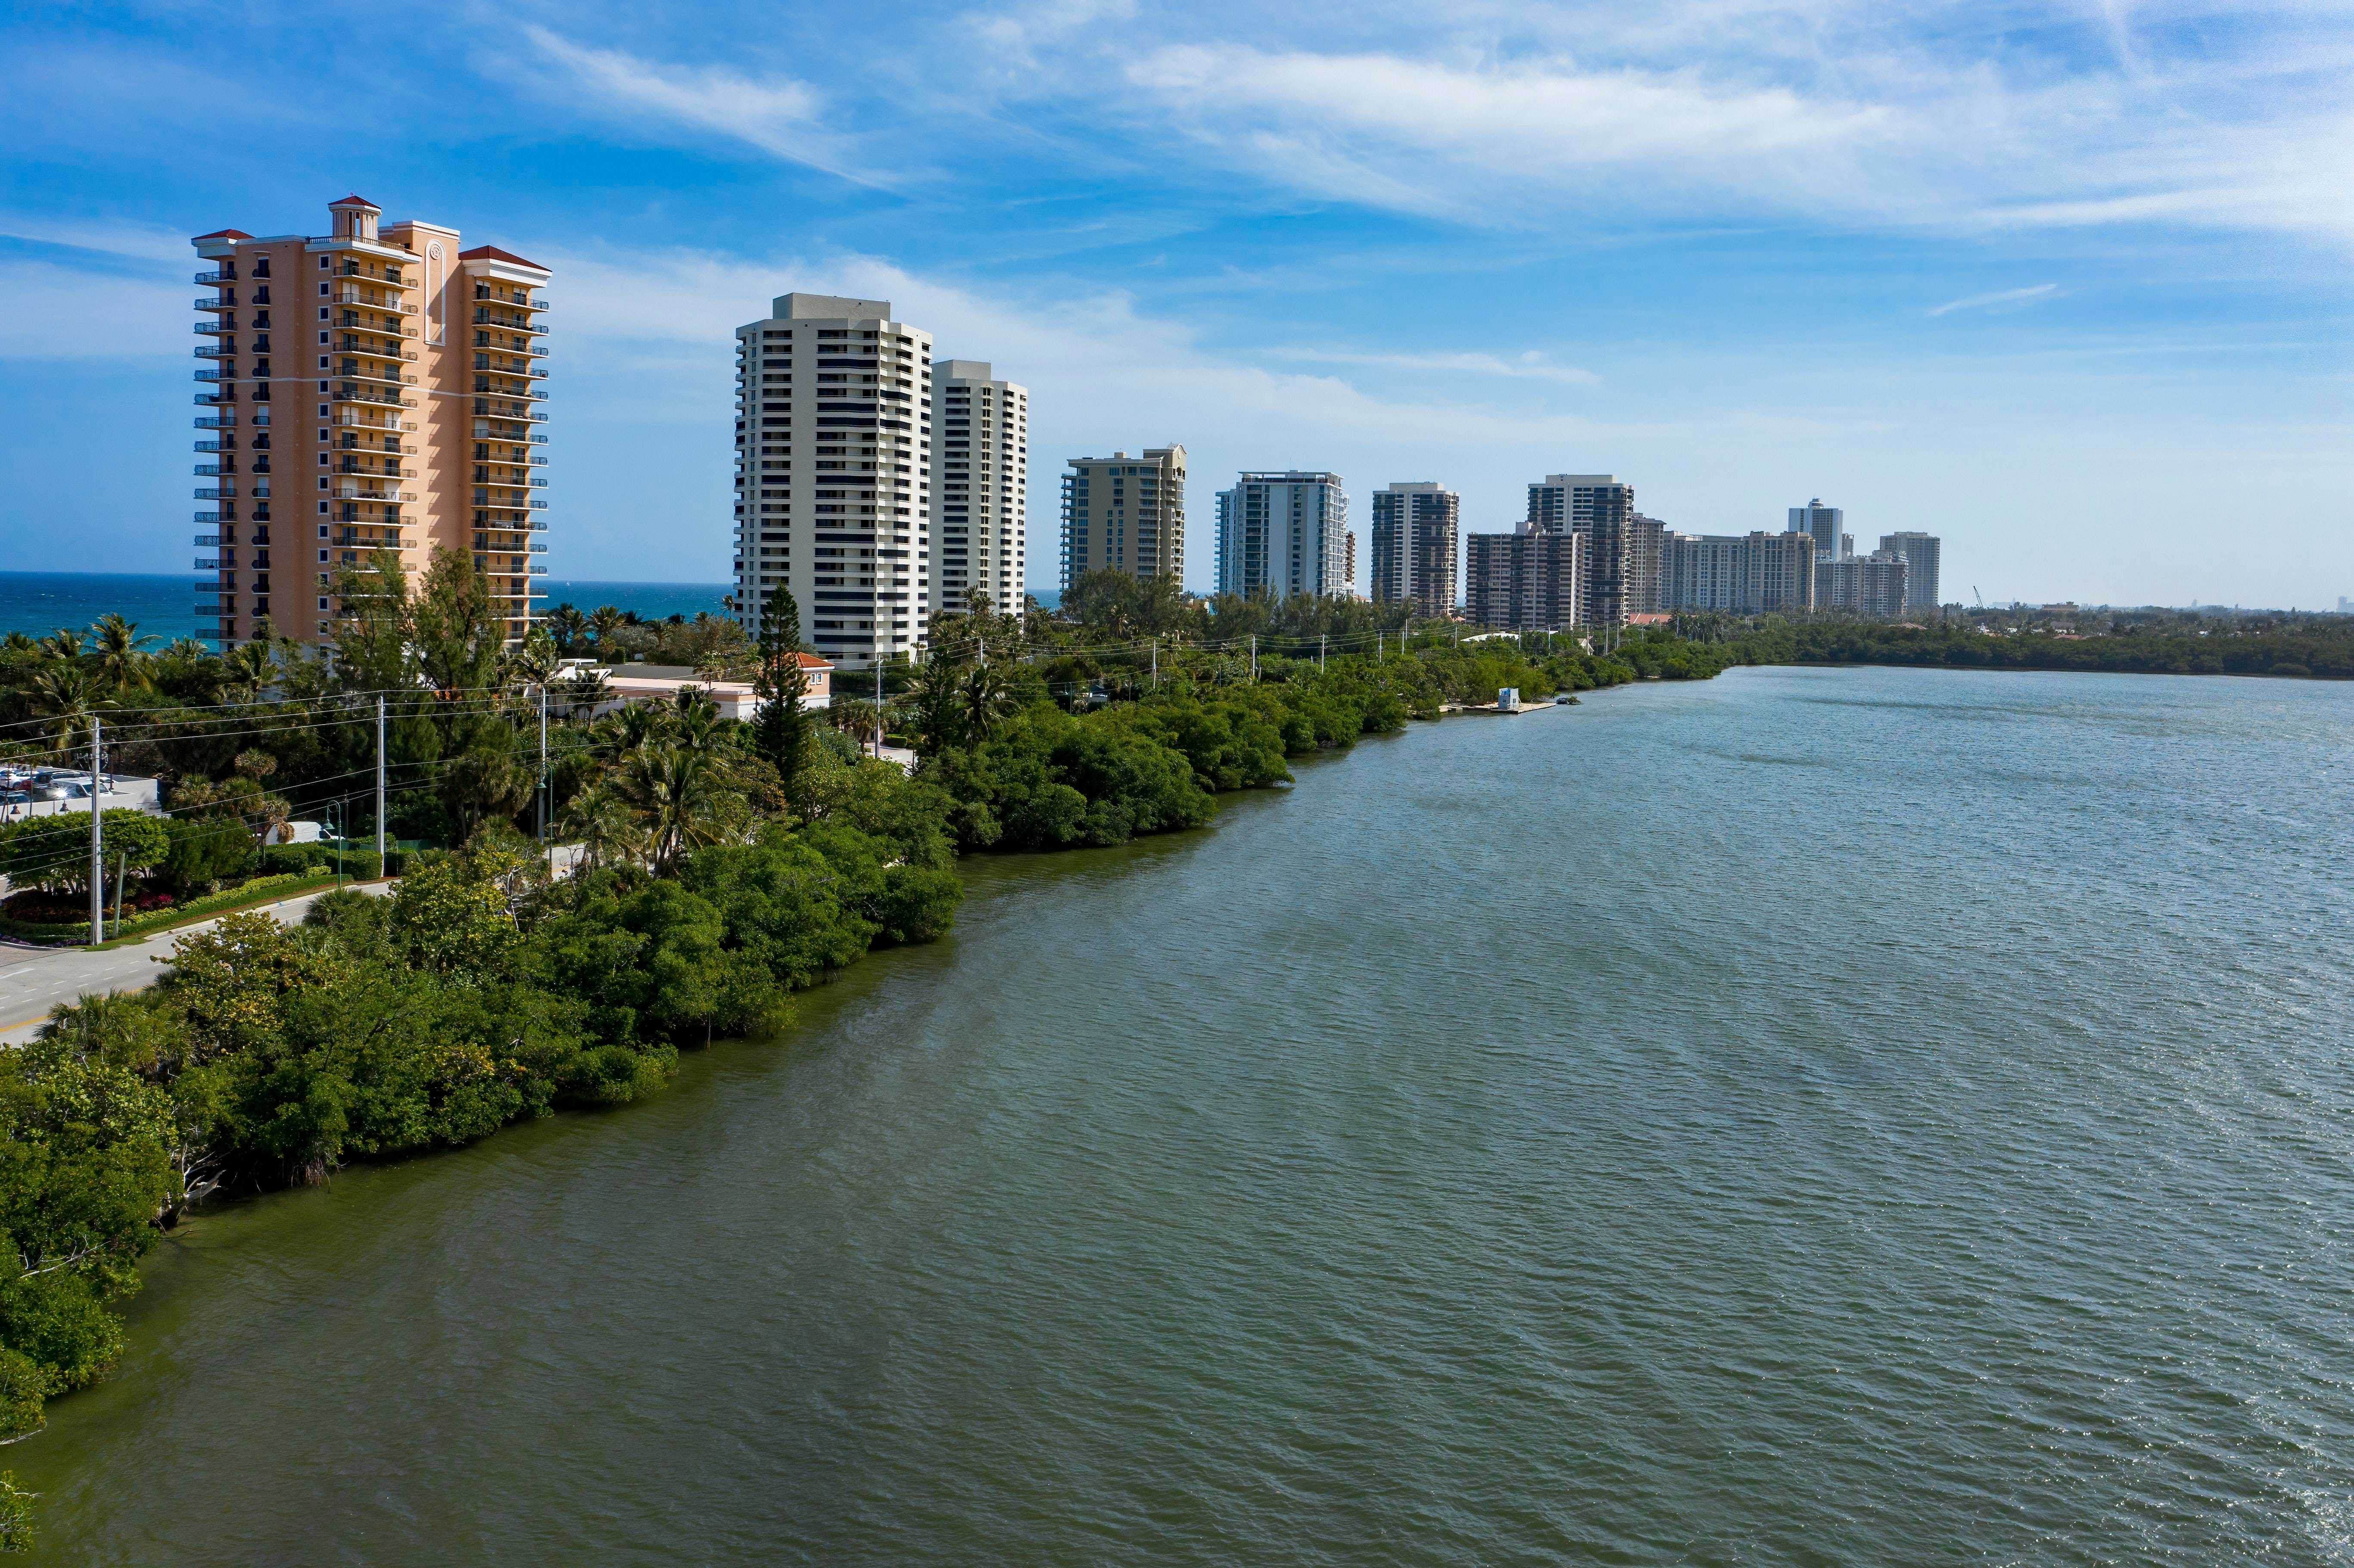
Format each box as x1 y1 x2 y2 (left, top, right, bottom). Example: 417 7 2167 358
557 667 610 722
961 660 1019 743
589 605 627 653
594 702 666 757
610 743 730 875
2 631 35 654
89 615 157 696
542 603 592 656
39 630 83 663
220 640 275 703
503 628 563 694
670 690 727 754
557 781 646 871
29 663 118 742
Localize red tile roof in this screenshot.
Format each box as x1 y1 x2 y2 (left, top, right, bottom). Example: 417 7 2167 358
792 652 833 670
460 243 548 271
329 193 379 208
191 229 252 241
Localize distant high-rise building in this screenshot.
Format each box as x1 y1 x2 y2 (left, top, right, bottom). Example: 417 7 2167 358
1661 530 1816 613
188 195 553 649
931 362 1027 617
1878 531 1942 609
1370 482 1460 618
1216 471 1350 598
1790 498 1844 562
1466 531 1585 630
1061 446 1186 591
1525 473 1651 627
1815 551 1909 617
733 293 932 668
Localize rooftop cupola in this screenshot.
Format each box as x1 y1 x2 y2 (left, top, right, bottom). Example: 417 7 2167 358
329 194 382 243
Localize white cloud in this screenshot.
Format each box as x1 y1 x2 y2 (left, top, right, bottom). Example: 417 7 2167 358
1006 11 2354 248
1273 347 1601 385
1126 44 1886 222
0 216 192 265
0 260 188 360
1926 283 2063 317
521 28 882 185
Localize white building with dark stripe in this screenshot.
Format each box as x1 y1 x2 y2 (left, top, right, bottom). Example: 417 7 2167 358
733 293 933 667
931 362 1027 616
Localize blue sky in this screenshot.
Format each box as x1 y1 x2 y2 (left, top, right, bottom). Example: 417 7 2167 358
3 0 2347 607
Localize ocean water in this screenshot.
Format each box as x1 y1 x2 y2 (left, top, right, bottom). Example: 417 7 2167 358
0 573 732 644
0 573 199 643
15 666 2354 1564
537 580 732 624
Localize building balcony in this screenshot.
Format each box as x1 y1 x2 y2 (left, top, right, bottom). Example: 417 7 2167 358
331 388 415 409
527 297 551 311
194 295 235 312
529 345 549 357
194 464 226 477
193 269 235 285
194 510 221 523
334 287 413 313
193 533 221 547
194 557 220 570
195 486 236 500
194 319 233 336
332 484 411 501
193 344 234 358
529 565 548 576
335 361 417 386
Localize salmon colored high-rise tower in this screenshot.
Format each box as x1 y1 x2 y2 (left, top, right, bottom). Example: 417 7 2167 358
189 196 552 647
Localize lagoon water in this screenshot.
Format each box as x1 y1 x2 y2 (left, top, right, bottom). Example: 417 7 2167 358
21 666 2354 1564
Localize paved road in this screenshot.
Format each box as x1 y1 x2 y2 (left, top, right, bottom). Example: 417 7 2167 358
0 883 390 1045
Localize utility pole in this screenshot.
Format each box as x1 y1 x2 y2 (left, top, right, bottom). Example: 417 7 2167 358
1250 635 1258 682
112 849 125 939
1151 637 1157 690
1320 634 1326 672
874 659 884 759
375 695 387 866
88 714 103 946
537 684 549 851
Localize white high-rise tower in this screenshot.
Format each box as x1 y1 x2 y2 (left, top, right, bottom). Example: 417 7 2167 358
733 294 933 668
931 362 1027 616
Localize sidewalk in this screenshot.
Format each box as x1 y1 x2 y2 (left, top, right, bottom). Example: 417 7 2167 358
0 882 391 1046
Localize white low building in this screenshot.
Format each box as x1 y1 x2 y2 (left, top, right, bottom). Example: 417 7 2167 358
584 657 833 723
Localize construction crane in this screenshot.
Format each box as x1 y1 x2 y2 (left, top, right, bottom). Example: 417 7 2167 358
1973 585 1985 609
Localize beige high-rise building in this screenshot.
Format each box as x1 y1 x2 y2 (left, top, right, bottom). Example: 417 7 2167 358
1060 446 1187 591
189 195 551 647
732 295 933 668
931 362 1028 616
